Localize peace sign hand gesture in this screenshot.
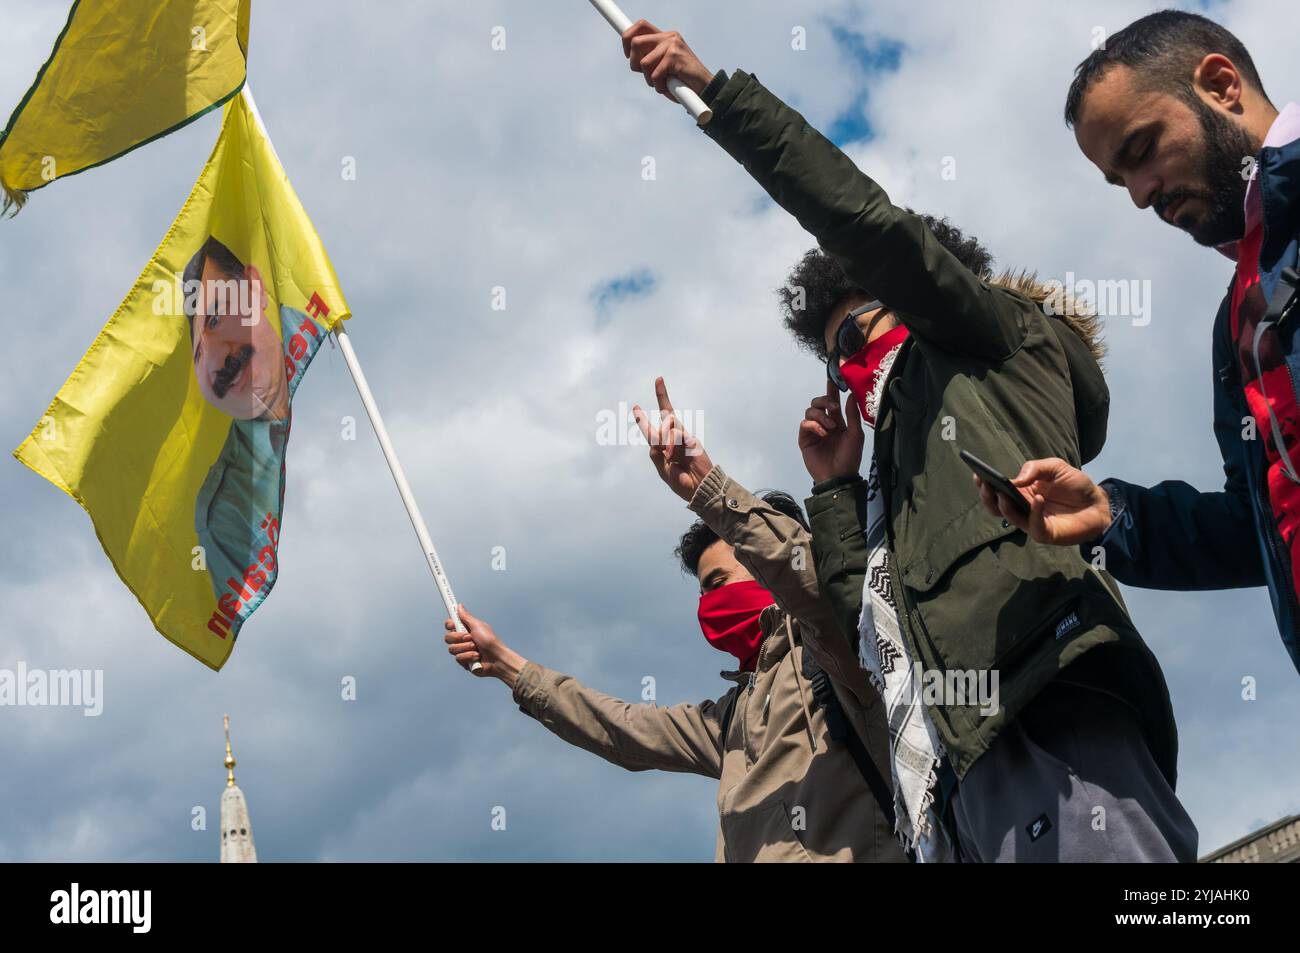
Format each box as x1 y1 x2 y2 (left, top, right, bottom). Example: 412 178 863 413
633 377 714 503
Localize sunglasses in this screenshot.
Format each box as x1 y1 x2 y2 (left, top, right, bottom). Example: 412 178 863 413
826 300 888 392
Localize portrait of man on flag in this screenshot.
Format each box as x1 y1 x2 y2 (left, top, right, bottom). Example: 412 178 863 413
180 234 328 642
184 236 295 423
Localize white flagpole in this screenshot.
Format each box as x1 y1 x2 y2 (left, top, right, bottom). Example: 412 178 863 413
586 0 712 125
331 324 479 672
242 85 477 673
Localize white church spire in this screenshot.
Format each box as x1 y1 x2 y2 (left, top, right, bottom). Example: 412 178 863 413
219 714 258 863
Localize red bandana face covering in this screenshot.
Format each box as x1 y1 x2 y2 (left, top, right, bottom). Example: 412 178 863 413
838 323 910 427
697 579 775 671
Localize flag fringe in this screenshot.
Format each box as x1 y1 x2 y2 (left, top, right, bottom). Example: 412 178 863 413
1 176 28 217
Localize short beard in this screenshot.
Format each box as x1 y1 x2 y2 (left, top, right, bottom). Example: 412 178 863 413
1155 99 1254 247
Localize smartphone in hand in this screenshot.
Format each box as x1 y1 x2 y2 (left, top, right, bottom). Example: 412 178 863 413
960 449 1031 517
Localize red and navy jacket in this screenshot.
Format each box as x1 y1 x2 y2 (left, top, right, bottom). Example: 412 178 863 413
1096 126 1300 675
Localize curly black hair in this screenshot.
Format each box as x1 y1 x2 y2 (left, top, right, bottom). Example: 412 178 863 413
776 211 994 359
675 490 808 578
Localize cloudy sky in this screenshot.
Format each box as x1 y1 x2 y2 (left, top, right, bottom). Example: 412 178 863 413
2 0 1297 861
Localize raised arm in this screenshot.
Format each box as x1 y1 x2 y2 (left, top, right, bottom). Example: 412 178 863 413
621 22 1030 360
446 606 725 778
632 377 875 708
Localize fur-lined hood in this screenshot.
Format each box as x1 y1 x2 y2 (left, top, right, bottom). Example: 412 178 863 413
989 270 1106 365
989 270 1109 464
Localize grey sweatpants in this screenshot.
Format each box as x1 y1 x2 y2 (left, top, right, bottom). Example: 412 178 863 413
949 681 1198 862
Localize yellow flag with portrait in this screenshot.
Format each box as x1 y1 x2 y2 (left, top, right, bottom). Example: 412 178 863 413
14 90 349 670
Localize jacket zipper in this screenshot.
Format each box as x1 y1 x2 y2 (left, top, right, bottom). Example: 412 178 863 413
743 670 754 763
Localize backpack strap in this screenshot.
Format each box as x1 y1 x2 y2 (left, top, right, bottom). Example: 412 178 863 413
715 683 742 745
1265 265 1299 325
1253 266 1300 483
801 650 897 833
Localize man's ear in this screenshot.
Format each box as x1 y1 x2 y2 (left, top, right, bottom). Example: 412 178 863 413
1193 53 1244 111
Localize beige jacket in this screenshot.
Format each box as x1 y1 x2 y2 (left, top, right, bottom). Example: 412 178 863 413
512 467 903 862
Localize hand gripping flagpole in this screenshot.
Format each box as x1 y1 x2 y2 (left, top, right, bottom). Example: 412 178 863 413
587 0 712 125
331 324 480 673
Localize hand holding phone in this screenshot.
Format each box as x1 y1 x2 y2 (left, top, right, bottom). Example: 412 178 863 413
960 449 1031 517
970 455 1114 546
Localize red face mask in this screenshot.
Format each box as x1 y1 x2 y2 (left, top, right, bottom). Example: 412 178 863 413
838 323 910 427
697 579 775 671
